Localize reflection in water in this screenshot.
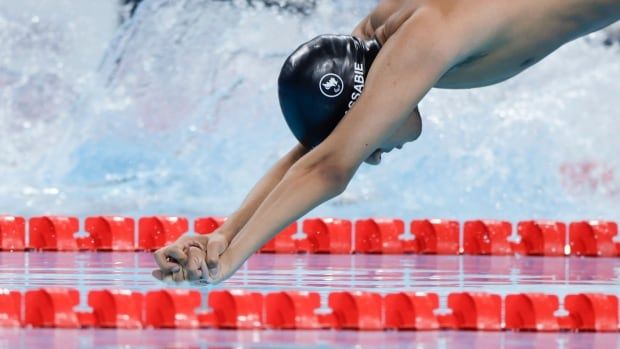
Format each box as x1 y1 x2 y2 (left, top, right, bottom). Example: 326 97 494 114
0 327 617 349
1 252 618 297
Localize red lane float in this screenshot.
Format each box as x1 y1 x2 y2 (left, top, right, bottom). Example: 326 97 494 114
505 293 561 331
569 221 619 257
194 216 227 235
29 216 80 251
514 221 566 256
1 215 618 256
144 289 201 328
463 220 513 255
4 289 620 331
563 293 619 331
264 291 325 329
208 290 264 329
24 288 82 328
409 219 459 254
300 218 352 254
81 216 135 251
354 219 406 254
328 291 383 330
138 216 188 250
439 292 502 330
0 216 25 251
0 289 21 327
384 292 439 330
88 290 143 328
260 223 299 253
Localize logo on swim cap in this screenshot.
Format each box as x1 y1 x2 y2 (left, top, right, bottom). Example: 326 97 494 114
319 73 343 98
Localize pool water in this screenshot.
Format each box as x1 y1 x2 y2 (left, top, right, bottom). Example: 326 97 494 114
0 327 616 349
0 251 618 348
1 252 618 296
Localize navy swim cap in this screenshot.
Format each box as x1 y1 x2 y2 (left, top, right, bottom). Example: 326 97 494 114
278 34 381 148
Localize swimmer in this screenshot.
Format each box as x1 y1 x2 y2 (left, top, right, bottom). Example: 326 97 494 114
153 0 620 283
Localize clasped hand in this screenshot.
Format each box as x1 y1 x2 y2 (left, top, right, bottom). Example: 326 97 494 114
152 231 230 284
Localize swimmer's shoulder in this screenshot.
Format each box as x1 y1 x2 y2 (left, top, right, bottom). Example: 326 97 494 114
353 0 419 42
353 0 524 81
358 0 494 48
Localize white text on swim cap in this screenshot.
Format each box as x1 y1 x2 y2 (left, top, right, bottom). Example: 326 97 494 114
347 62 364 110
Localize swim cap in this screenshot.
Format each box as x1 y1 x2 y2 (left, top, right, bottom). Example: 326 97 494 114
278 34 381 148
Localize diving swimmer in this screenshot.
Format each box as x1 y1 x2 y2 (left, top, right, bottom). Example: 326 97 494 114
153 0 620 283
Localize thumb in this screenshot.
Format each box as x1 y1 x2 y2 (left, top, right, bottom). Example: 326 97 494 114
154 246 186 274
166 246 189 266
206 240 225 277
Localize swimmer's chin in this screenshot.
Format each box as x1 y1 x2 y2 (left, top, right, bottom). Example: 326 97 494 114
364 150 382 165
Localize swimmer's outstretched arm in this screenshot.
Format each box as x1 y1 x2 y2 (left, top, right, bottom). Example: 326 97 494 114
153 143 308 278
211 9 463 283
210 143 308 242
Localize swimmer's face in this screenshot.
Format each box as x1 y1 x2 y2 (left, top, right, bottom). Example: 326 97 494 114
364 107 422 166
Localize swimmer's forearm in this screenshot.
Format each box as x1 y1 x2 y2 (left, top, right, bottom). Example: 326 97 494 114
216 143 308 242
223 161 347 272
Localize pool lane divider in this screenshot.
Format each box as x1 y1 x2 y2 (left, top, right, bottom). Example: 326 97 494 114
0 289 618 331
0 215 619 257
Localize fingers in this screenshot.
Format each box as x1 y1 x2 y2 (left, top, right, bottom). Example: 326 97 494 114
152 234 228 284
152 269 176 282
152 269 166 281
153 249 180 274
166 247 189 265
200 257 209 280
172 267 188 282
153 245 188 274
206 240 225 278
152 266 189 283
185 246 206 281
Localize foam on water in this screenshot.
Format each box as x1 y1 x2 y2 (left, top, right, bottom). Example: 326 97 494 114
0 0 619 221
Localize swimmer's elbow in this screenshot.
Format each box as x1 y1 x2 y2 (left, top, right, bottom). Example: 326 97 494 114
313 162 352 195
289 157 352 195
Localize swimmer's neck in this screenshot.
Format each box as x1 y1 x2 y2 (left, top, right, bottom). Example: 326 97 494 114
592 0 620 10
574 0 620 24
556 0 620 41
